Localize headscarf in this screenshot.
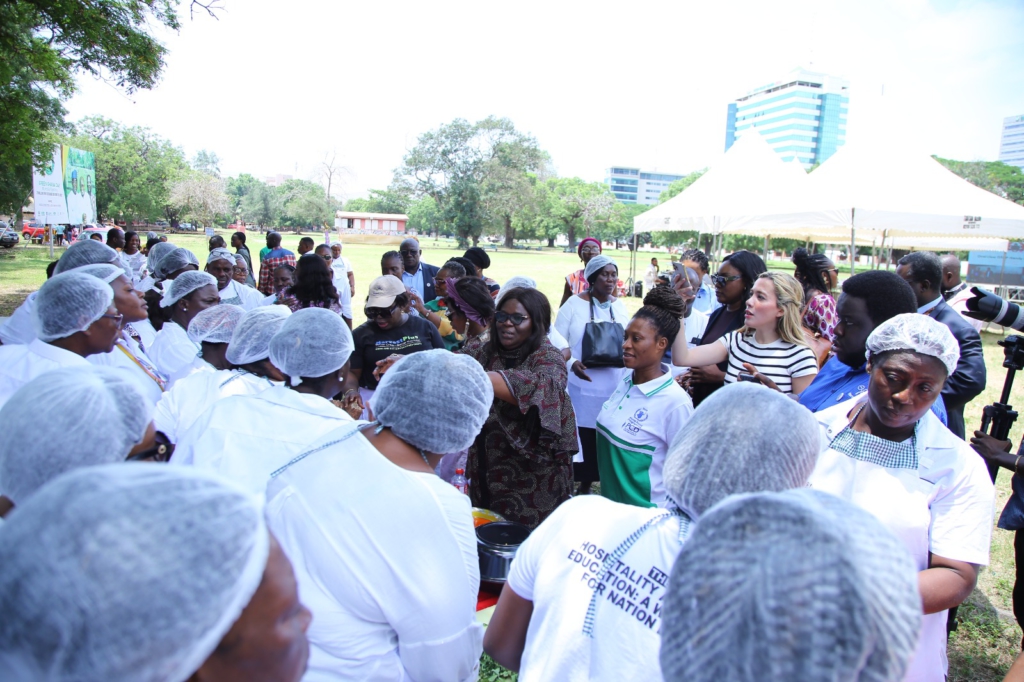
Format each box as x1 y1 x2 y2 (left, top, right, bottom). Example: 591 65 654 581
577 237 601 259
584 254 616 282
445 277 488 327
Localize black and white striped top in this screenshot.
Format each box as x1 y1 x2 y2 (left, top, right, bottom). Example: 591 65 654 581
718 331 818 394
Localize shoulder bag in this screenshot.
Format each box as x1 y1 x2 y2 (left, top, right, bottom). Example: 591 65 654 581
581 296 624 368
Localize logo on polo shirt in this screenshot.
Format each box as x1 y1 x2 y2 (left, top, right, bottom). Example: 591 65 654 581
623 408 649 435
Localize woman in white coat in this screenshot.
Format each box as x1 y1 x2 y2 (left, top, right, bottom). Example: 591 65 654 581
266 349 493 682
809 313 995 682
155 306 290 444
173 307 354 495
148 271 221 378
554 255 629 495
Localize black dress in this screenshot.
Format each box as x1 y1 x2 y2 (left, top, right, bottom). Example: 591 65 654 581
690 306 744 406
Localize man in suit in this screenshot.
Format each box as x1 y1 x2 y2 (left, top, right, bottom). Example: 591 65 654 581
897 251 986 439
399 237 439 303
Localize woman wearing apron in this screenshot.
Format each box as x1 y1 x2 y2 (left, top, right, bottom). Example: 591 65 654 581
810 313 994 682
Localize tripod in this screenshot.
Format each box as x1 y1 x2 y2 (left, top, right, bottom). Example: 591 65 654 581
978 335 1024 483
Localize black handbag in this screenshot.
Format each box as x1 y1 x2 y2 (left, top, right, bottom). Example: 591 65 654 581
581 296 624 368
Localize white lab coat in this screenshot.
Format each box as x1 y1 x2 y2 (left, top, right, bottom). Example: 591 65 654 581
332 260 353 318
265 421 482 682
0 292 37 345
0 339 91 410
810 397 995 682
88 333 166 407
148 322 199 379
154 368 276 443
173 386 353 494
217 279 265 311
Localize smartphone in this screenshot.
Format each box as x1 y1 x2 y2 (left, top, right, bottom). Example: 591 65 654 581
737 373 759 383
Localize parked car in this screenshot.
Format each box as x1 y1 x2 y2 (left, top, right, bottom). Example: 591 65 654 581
0 224 18 248
175 222 196 232
21 223 46 243
154 220 169 228
78 226 108 241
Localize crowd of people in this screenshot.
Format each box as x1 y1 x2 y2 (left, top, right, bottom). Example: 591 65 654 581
0 229 1011 682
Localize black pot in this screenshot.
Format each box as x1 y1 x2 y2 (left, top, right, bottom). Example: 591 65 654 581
476 521 531 585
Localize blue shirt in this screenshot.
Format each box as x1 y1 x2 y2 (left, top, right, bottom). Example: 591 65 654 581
402 268 424 299
799 356 947 425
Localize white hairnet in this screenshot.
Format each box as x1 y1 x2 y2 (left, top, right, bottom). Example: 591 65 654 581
187 304 246 345
662 383 819 518
269 307 353 386
74 262 126 284
0 464 270 682
584 254 616 281
207 247 235 266
0 367 151 504
234 254 248 268
370 349 493 454
53 240 120 275
146 231 159 241
866 312 960 376
659 488 921 682
496 276 537 304
146 241 177 276
160 271 217 308
155 247 200 280
226 306 292 365
32 271 115 342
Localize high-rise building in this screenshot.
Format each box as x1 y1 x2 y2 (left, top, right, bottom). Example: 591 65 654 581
605 167 686 205
725 68 850 168
999 115 1024 169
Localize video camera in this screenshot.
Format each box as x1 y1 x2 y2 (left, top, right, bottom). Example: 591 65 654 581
965 287 1024 331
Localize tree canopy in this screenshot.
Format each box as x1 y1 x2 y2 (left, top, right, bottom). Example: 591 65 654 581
0 0 185 214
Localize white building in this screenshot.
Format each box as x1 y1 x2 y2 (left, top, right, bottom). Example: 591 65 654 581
999 115 1024 169
605 167 686 205
725 67 850 168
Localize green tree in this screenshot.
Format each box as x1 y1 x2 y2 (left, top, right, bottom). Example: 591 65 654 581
191 149 220 176
394 116 544 247
0 0 185 215
64 116 188 223
343 188 412 215
601 202 651 249
542 177 615 248
168 169 228 228
934 157 1024 205
658 169 707 203
278 178 336 231
406 196 444 236
240 182 281 228
225 173 261 214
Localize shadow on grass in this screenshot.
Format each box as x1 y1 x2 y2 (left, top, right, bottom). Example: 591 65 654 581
949 588 1020 681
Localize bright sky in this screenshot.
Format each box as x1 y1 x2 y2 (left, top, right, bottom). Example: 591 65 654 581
65 0 1024 199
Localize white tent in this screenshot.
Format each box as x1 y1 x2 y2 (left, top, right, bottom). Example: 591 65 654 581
632 132 845 237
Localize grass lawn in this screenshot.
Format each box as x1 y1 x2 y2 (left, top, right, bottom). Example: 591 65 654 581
2 234 1022 680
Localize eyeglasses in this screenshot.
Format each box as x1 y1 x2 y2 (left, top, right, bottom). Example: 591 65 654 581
495 311 529 326
580 246 600 254
445 306 461 320
710 274 742 287
365 303 399 320
101 312 124 328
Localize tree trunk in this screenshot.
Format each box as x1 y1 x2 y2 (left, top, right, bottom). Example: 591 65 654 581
471 234 479 247
503 215 514 248
567 223 576 248
547 237 555 248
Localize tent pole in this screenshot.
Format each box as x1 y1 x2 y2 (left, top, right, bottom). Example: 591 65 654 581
849 209 856 276
763 234 770 263
631 233 638 296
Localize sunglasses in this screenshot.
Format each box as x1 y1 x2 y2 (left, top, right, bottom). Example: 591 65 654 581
399 249 419 256
366 303 399 320
710 274 742 287
495 311 529 326
320 254 333 261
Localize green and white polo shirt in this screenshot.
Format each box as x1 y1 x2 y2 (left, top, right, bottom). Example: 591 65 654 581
595 366 694 508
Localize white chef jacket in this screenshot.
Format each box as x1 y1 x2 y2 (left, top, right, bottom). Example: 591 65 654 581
0 292 37 345
0 339 90 410
173 386 353 494
148 322 199 378
120 251 147 284
331 260 353 318
265 421 482 682
88 333 166 407
810 397 994 682
554 295 630 429
217 279 265 311
154 368 276 443
166 355 213 389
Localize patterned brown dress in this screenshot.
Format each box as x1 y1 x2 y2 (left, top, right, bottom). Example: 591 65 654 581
461 337 578 529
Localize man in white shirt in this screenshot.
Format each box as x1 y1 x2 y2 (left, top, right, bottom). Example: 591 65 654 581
0 272 122 409
400 237 440 303
206 247 264 310
331 242 355 299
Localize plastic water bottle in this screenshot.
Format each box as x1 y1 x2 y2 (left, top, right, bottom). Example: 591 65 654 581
451 468 469 495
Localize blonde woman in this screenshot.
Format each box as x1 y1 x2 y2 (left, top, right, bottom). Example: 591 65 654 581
671 272 818 395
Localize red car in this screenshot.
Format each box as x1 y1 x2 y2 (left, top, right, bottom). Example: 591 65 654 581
21 224 46 242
